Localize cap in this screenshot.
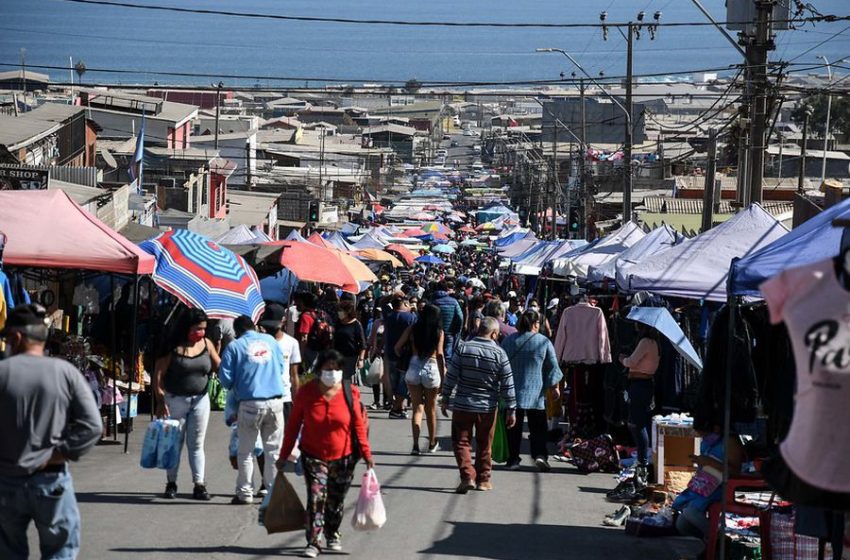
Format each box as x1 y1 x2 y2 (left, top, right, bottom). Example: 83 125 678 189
547 297 560 310
507 290 517 298
258 303 286 331
0 304 50 339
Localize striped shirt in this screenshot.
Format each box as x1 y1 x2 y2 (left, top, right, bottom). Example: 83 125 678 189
442 337 516 413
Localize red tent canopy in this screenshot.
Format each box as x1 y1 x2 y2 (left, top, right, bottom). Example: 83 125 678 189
307 232 337 250
0 190 155 275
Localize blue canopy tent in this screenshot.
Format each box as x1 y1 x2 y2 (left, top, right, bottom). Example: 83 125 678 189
477 203 518 224
416 254 446 265
729 196 850 297
324 231 353 251
494 229 533 248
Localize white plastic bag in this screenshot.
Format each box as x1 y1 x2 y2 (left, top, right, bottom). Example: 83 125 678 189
351 469 386 531
366 357 383 386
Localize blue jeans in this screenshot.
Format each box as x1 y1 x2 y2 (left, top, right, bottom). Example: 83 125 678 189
164 392 211 484
444 333 457 362
0 468 81 560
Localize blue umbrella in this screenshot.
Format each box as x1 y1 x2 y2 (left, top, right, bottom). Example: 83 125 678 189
432 244 456 254
626 307 703 370
140 229 265 321
416 254 446 265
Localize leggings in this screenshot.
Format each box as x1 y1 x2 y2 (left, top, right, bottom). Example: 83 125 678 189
627 379 654 466
301 454 357 547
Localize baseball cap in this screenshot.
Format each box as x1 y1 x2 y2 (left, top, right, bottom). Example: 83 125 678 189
258 303 286 331
0 304 51 340
547 298 560 310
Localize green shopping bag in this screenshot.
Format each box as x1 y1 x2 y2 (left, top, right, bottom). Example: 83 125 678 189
491 409 509 464
208 376 227 411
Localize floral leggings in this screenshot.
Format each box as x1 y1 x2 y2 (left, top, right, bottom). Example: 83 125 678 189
301 454 357 547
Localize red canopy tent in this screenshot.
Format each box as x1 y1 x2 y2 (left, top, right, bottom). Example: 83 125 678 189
0 190 154 274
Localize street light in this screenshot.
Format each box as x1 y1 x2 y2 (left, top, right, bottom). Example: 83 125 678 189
818 55 847 185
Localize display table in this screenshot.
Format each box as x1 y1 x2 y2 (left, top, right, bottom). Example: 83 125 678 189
652 416 701 486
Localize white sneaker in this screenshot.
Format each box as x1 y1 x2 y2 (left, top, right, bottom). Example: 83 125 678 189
326 537 342 551
302 544 320 558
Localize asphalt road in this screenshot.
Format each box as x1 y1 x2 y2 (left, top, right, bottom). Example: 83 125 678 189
441 132 480 170
43 409 702 559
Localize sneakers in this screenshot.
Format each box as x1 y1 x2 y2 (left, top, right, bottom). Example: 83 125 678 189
603 506 631 527
410 446 421 456
428 441 440 453
230 495 254 505
476 481 493 491
192 484 211 501
368 403 382 411
506 460 521 471
302 545 320 558
455 480 476 494
326 537 342 552
388 409 408 419
257 486 269 498
606 481 646 503
534 457 552 473
163 482 177 499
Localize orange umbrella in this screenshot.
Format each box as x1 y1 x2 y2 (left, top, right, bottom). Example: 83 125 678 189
401 228 427 238
355 248 403 268
336 251 377 291
384 244 416 266
271 241 358 290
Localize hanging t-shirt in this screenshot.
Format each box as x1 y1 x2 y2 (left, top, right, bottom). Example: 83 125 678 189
761 257 850 493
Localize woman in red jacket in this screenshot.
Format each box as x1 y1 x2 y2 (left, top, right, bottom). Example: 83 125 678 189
278 349 374 559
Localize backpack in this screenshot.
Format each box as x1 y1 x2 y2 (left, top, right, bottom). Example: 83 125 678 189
306 310 334 352
342 379 370 460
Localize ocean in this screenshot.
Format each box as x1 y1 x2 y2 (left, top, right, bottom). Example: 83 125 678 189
1 0 849 87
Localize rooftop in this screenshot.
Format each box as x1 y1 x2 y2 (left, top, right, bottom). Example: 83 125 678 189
27 102 85 123
0 70 50 83
80 88 198 125
227 190 280 226
0 113 62 150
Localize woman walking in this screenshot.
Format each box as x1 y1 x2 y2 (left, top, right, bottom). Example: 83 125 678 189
394 304 445 455
153 308 220 500
366 306 385 410
501 309 562 472
619 323 660 490
333 299 366 381
278 349 374 558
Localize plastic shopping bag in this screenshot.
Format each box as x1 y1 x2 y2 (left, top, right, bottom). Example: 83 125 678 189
491 410 509 464
156 419 183 470
365 357 383 386
139 420 162 468
351 469 386 531
208 376 227 411
264 472 306 534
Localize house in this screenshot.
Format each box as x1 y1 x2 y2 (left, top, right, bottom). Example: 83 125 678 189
265 97 311 118
77 88 198 149
296 107 349 126
0 70 50 92
361 124 420 163
147 88 232 110
191 129 257 187
226 190 281 240
0 103 94 167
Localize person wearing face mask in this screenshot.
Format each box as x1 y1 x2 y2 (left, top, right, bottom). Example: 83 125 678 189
278 349 374 558
526 299 553 339
154 308 220 500
333 299 366 381
0 305 102 560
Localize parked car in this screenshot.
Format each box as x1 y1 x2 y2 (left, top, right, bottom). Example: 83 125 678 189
450 140 459 147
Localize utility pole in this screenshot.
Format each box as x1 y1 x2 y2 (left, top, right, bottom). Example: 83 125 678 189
624 22 634 223
245 140 252 188
701 129 718 232
746 0 775 205
213 81 223 150
797 109 810 193
551 121 559 240
579 78 587 240
19 48 27 111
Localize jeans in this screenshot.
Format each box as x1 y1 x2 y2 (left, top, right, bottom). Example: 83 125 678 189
0 467 80 560
301 454 357 547
506 408 549 464
444 333 457 361
236 398 284 500
451 409 497 484
626 379 654 465
164 392 210 484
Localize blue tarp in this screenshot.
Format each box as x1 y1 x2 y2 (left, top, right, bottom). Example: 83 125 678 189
730 197 850 297
494 230 534 248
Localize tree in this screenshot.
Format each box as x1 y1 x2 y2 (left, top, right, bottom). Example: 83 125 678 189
791 94 850 139
404 78 422 93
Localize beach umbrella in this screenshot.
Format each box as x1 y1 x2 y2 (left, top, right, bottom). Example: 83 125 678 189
401 228 427 238
412 212 436 221
307 231 337 250
415 254 446 265
384 244 416 266
272 241 359 292
336 251 378 291
460 239 481 247
432 244 455 254
140 229 265 321
626 307 703 370
355 248 404 268
459 225 476 234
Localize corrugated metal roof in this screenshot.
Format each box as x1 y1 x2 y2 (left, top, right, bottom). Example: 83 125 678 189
0 114 61 149
28 103 85 123
0 70 49 83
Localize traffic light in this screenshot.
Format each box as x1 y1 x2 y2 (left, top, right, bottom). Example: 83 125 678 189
569 208 581 232
308 200 320 222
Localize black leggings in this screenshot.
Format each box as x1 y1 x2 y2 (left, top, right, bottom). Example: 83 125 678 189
506 408 549 463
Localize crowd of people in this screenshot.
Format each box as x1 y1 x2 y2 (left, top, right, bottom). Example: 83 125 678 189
0 241 662 560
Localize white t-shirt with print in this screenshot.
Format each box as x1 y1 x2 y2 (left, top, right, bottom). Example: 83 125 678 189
276 334 301 402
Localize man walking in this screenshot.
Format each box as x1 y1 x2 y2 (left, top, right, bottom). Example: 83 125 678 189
383 294 416 419
441 317 516 493
219 315 286 504
0 305 102 559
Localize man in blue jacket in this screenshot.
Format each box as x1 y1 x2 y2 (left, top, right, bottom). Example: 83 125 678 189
430 281 464 360
219 315 285 504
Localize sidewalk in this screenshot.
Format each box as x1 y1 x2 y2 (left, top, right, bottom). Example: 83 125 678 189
36 411 702 559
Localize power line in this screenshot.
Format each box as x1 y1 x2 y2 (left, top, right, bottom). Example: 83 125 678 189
55 0 850 29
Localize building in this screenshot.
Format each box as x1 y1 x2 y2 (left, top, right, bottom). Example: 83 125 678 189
0 103 95 167
147 88 232 110
78 88 198 149
0 70 50 92
226 190 280 240
362 124 419 163
191 129 256 187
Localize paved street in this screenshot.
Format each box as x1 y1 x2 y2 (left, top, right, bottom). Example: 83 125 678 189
52 410 702 559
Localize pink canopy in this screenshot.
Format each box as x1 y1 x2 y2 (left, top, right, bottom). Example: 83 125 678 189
0 190 155 275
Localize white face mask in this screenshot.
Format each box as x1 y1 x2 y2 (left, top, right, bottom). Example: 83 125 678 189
529 305 540 312
320 369 343 386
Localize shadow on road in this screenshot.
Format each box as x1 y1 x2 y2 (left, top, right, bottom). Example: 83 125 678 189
76 492 238 506
419 521 702 560
110 545 302 556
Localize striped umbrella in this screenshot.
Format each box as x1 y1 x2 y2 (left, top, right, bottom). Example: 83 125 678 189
140 229 265 321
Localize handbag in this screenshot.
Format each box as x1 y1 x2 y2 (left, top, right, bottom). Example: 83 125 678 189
759 495 819 560
264 472 306 534
569 434 619 473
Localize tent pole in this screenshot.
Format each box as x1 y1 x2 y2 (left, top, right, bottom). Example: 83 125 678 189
124 276 140 454
110 274 118 441
148 278 156 422
718 294 738 560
